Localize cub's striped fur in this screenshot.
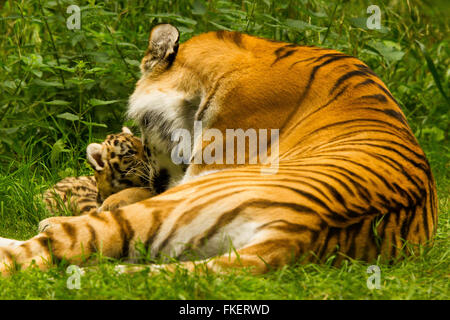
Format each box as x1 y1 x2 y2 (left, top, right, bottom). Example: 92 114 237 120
43 127 160 215
0 25 438 275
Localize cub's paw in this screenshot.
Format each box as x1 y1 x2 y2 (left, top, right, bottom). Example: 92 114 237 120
98 188 156 212
98 196 128 212
38 216 71 233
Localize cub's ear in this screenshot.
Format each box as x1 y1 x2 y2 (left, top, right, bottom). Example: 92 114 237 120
86 143 104 171
122 127 133 135
143 24 179 72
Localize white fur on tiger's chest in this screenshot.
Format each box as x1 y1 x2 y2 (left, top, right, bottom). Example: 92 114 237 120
128 88 193 185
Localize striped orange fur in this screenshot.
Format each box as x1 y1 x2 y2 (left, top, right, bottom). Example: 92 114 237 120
0 25 437 276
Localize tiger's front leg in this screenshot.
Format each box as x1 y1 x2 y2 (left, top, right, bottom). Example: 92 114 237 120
0 202 161 276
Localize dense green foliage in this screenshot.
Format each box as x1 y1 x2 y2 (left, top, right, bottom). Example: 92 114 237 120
0 0 448 299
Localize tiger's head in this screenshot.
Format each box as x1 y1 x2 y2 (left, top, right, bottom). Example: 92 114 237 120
128 24 266 184
86 127 157 203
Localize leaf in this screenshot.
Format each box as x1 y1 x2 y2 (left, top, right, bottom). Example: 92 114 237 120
420 127 445 142
208 21 233 31
348 17 390 33
117 42 140 49
33 79 64 87
348 17 368 29
31 69 43 78
285 19 326 32
146 13 197 26
0 127 19 135
178 26 194 34
80 120 107 128
46 100 71 106
124 59 140 67
368 40 405 64
2 80 17 90
67 78 95 86
192 0 207 15
89 98 121 106
50 139 70 167
307 9 328 19
416 40 450 105
57 113 80 121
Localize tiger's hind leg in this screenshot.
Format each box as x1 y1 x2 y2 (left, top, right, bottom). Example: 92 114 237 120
114 237 307 275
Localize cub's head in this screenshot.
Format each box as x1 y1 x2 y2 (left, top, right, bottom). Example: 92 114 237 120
86 127 155 203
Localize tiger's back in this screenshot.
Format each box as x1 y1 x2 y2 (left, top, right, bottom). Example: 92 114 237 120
43 176 98 215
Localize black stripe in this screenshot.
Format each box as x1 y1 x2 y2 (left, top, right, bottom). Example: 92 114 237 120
353 107 407 125
77 198 98 204
37 236 52 255
420 196 430 239
158 198 316 253
289 56 317 69
232 31 243 47
301 83 350 123
357 94 388 103
257 219 316 234
335 137 427 165
144 210 163 251
216 30 243 48
279 54 356 131
272 49 297 66
377 108 407 125
216 30 225 39
322 154 396 193
86 224 98 253
61 223 77 247
346 142 431 181
330 70 370 95
321 144 424 197
354 78 377 89
277 164 372 202
298 118 417 145
355 63 379 77
110 209 134 257
301 169 356 197
187 207 243 252
80 205 97 213
353 78 400 105
310 53 350 64
326 127 414 147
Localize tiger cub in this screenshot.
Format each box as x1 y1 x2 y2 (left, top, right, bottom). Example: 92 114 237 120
43 127 159 215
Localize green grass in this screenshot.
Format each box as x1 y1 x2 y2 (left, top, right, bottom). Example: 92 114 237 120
0 0 449 299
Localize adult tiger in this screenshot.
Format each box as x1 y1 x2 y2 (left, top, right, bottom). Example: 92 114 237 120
0 24 438 275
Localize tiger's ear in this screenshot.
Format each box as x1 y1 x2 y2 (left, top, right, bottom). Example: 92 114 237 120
122 127 133 135
143 24 179 73
86 143 104 171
